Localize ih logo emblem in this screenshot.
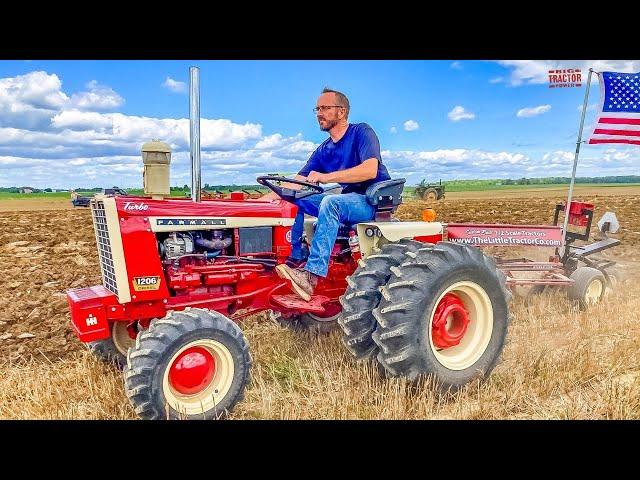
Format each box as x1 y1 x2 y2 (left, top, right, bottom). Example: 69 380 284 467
133 276 162 291
86 314 98 326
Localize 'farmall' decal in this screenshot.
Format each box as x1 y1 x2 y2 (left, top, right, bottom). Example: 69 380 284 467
133 276 162 291
156 219 227 226
124 202 149 211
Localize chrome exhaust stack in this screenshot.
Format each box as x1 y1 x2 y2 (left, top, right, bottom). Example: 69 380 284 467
189 66 201 202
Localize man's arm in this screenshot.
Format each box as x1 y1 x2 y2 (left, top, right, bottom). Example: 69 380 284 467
307 158 378 184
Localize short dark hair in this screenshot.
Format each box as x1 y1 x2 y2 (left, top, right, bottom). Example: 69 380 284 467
322 87 350 118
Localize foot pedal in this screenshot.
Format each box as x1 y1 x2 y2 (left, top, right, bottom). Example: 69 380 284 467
271 294 330 314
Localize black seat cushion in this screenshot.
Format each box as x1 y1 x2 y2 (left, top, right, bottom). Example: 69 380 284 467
365 179 405 208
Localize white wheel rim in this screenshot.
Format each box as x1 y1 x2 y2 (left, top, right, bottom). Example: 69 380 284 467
428 281 493 370
585 279 603 304
162 339 235 416
112 322 136 356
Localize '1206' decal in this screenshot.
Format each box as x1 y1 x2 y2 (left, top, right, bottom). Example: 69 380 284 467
133 276 161 291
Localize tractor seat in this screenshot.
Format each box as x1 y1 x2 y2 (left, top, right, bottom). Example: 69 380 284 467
365 178 406 222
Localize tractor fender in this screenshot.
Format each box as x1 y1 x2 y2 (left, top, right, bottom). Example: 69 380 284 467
356 221 444 259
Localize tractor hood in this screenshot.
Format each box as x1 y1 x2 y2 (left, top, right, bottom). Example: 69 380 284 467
110 196 297 220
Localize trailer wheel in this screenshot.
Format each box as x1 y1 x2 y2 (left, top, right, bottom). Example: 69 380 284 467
372 241 510 392
338 239 428 360
124 308 251 420
568 266 606 309
87 321 136 370
604 269 620 292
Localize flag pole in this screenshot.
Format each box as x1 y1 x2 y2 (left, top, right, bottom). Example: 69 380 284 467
561 68 595 254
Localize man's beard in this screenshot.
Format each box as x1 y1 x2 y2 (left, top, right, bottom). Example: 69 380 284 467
319 118 338 131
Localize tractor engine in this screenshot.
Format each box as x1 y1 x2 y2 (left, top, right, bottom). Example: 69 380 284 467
158 227 272 298
155 225 354 301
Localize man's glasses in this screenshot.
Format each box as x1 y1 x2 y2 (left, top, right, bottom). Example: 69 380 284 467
313 105 345 113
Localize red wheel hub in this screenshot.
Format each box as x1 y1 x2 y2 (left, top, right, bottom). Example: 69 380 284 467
168 346 216 395
432 293 470 349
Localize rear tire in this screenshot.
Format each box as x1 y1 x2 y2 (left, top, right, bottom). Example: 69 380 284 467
568 266 606 309
425 188 438 201
338 238 424 360
124 308 251 420
372 241 510 393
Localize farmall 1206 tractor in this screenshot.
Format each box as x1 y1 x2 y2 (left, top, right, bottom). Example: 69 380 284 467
66 71 512 419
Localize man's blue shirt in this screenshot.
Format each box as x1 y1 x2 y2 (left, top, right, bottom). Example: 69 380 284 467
298 123 391 194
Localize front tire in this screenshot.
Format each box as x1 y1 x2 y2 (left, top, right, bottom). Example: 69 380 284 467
372 242 510 393
124 308 251 420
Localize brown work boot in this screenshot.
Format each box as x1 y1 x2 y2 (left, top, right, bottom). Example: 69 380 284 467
275 264 319 301
285 256 305 269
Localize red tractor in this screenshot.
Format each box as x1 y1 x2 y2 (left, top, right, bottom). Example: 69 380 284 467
66 174 511 419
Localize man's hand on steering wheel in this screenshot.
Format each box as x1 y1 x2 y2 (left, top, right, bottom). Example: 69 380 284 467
306 171 329 185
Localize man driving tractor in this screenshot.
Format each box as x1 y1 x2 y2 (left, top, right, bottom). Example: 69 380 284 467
262 88 391 301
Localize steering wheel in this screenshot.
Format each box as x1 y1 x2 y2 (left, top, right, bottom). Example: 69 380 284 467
256 175 325 202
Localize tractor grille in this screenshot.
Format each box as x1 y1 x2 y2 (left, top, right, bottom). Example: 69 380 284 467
91 200 119 297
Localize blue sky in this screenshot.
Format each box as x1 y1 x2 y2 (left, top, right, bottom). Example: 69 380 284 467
0 59 638 189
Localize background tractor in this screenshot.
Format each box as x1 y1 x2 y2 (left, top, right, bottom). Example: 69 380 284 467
65 68 512 419
414 178 445 201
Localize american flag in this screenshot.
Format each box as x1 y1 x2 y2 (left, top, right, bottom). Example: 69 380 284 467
588 71 640 145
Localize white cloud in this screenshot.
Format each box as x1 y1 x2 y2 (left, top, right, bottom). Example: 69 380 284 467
403 120 419 131
450 61 462 70
0 71 123 129
517 105 551 118
497 60 640 86
0 71 70 129
390 126 397 134
0 71 68 109
489 77 504 84
162 77 187 93
52 110 114 131
70 80 124 110
255 133 284 149
448 106 476 122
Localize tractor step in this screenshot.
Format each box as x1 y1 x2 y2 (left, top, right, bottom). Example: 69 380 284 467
271 294 330 313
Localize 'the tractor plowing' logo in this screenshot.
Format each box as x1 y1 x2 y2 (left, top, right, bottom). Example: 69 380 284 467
133 276 162 291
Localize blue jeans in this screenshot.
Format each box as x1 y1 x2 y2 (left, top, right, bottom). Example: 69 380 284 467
290 193 376 277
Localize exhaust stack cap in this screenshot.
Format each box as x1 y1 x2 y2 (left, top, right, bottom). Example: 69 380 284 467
142 139 172 165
